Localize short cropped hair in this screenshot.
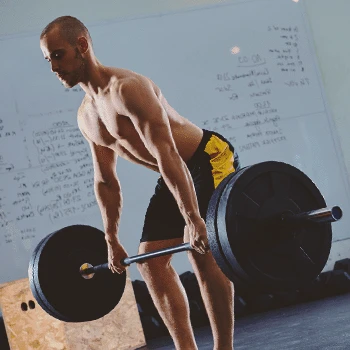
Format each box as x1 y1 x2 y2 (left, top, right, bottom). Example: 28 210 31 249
40 16 92 46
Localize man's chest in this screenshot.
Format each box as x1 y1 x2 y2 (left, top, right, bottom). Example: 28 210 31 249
80 100 144 156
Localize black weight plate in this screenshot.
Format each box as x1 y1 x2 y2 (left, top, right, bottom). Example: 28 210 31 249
217 161 332 292
29 228 95 321
206 166 255 291
30 231 85 321
30 225 126 322
208 165 265 291
29 232 62 319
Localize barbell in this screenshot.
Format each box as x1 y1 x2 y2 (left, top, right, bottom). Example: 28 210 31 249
28 161 342 322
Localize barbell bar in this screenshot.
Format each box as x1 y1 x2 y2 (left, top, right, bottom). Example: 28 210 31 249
80 242 193 279
80 205 342 279
28 161 342 322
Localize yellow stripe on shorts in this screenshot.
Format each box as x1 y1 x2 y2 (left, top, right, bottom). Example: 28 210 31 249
204 135 236 188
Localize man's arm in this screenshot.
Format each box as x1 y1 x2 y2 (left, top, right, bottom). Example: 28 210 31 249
117 77 207 253
78 118 122 243
90 142 122 243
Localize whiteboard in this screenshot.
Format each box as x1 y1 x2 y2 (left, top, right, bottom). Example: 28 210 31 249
0 0 349 284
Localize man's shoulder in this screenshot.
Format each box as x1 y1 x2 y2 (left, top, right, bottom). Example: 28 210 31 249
76 96 92 134
109 67 159 93
77 95 92 118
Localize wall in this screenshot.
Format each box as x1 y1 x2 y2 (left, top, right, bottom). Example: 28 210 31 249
0 0 349 282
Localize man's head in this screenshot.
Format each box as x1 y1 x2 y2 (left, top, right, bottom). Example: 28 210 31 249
40 16 93 88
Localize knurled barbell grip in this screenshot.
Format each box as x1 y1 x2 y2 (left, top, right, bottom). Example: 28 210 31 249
81 242 193 276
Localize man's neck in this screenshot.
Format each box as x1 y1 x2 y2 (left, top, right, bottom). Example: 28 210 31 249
79 63 114 98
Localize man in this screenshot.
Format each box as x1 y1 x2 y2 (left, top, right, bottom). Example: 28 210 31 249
40 16 239 350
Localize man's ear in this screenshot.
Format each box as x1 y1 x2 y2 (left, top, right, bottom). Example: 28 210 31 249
77 37 89 54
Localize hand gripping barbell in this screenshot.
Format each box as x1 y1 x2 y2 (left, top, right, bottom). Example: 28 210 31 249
28 161 342 322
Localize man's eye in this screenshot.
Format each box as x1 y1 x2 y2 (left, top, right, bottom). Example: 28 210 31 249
51 53 62 59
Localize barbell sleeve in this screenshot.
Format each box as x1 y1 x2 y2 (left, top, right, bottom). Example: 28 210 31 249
281 206 343 224
81 242 193 276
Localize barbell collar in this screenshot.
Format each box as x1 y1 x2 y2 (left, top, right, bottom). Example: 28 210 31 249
281 206 342 224
81 242 193 276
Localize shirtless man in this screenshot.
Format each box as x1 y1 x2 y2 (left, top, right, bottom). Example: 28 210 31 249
40 16 239 350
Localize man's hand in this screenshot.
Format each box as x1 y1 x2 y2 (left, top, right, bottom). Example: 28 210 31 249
106 239 129 274
186 217 209 255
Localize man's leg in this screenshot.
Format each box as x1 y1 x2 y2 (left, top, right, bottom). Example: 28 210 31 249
184 228 235 350
137 238 198 350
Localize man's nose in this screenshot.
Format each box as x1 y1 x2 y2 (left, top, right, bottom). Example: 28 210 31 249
50 62 59 73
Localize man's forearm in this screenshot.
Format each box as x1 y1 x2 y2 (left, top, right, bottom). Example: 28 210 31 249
158 151 202 226
94 180 123 242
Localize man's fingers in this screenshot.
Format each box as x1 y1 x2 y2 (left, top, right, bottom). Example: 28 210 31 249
194 244 206 255
195 238 210 254
114 268 124 274
190 244 200 254
190 239 209 254
202 241 210 253
115 265 125 274
108 263 125 274
195 248 204 254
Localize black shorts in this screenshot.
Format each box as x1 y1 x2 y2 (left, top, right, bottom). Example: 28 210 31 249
140 129 241 242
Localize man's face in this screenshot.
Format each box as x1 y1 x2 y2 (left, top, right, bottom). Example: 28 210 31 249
40 28 85 88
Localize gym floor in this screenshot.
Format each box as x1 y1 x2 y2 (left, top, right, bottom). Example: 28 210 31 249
140 292 350 350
